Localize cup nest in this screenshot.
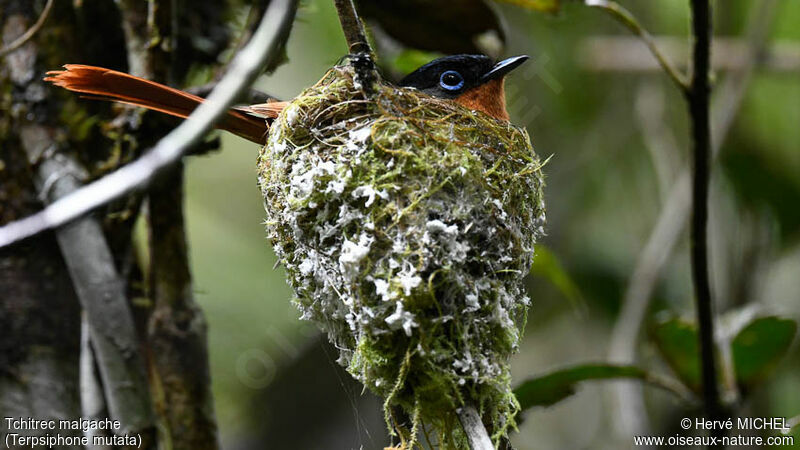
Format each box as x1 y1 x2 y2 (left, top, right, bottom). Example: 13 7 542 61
258 64 546 447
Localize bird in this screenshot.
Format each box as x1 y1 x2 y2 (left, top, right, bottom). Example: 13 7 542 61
44 54 529 144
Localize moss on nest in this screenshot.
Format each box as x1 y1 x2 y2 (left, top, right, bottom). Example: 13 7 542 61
258 65 546 448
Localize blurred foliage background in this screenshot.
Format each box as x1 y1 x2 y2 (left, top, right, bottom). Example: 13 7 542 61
180 0 799 448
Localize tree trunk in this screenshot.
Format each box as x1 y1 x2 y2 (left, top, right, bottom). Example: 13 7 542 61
0 0 246 447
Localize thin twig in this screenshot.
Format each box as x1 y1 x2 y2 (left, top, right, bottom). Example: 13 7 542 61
79 313 114 449
608 0 778 437
456 404 494 450
333 0 370 55
643 371 698 406
35 154 154 435
608 171 690 435
585 0 688 92
332 0 378 96
0 0 298 248
0 0 54 58
687 0 722 426
578 36 800 73
634 82 681 199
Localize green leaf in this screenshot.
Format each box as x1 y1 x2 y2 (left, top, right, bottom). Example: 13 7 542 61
651 318 702 393
731 316 797 387
530 245 584 311
494 0 560 14
515 363 647 410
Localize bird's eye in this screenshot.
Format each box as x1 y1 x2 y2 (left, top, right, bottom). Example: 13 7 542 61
439 70 464 91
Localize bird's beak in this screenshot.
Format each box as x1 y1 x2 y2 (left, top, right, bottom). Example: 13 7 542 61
480 55 530 82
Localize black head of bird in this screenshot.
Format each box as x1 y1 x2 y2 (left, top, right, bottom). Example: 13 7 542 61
399 54 529 121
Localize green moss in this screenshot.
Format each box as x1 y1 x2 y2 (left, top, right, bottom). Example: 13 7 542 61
258 65 545 448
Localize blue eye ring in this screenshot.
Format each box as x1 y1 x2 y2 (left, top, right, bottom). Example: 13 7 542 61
439 70 464 91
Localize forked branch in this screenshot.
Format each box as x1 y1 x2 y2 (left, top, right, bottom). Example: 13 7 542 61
585 0 688 91
0 0 299 248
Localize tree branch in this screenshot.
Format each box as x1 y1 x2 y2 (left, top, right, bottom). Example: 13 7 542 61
79 313 114 446
578 36 800 73
608 0 778 437
333 0 378 95
124 1 221 447
0 0 54 58
35 154 155 437
0 0 299 249
119 0 152 78
584 0 688 91
687 0 722 427
457 404 494 450
333 0 370 55
147 164 219 450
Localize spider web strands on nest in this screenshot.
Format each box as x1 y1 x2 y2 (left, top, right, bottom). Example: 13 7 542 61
259 66 545 448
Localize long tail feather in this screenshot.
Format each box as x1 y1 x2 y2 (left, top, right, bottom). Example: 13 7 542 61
45 64 277 144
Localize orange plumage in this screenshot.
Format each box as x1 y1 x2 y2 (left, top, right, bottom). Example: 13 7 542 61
44 65 281 144
45 56 529 144
452 78 508 121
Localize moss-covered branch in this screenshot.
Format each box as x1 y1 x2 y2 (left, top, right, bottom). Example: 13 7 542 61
147 165 218 450
34 154 156 442
0 0 299 248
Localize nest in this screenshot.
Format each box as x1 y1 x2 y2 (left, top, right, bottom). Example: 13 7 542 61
258 65 546 447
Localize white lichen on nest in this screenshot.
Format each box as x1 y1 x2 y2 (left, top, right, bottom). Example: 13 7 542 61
258 65 546 446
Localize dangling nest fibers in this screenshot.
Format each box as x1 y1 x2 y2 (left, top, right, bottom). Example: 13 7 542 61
258 65 546 448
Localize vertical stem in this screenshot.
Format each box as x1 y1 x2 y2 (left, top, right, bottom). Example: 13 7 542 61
332 0 377 95
333 0 370 54
148 164 219 450
36 156 156 443
457 404 494 450
119 0 151 77
687 0 722 427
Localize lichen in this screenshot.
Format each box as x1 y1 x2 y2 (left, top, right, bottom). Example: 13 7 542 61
258 65 546 448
